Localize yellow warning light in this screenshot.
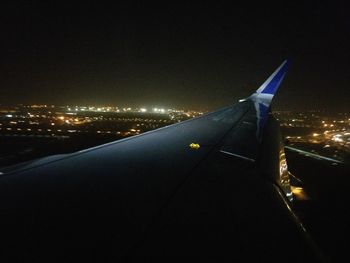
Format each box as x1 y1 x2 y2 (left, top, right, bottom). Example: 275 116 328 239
189 143 200 149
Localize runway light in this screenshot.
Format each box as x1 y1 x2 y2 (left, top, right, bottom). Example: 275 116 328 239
189 143 200 149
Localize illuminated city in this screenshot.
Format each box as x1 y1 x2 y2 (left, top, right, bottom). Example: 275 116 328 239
0 104 203 136
1 104 349 167
275 111 350 163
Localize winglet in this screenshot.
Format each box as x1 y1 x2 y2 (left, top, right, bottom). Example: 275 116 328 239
248 60 290 140
245 59 290 107
255 59 290 95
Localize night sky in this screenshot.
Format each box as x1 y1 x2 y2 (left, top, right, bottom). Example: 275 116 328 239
1 1 349 111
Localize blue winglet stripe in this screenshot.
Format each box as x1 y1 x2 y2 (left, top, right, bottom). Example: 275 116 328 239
260 60 289 95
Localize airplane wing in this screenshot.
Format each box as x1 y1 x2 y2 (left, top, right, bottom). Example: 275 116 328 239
0 60 324 262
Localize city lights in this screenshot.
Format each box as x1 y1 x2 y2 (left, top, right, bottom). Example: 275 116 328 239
0 104 203 142
1 105 348 163
276 111 350 162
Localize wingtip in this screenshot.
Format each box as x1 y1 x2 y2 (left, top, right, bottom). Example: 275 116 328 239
255 59 290 95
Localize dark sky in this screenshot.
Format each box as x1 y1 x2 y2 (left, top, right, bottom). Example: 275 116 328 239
1 1 349 111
